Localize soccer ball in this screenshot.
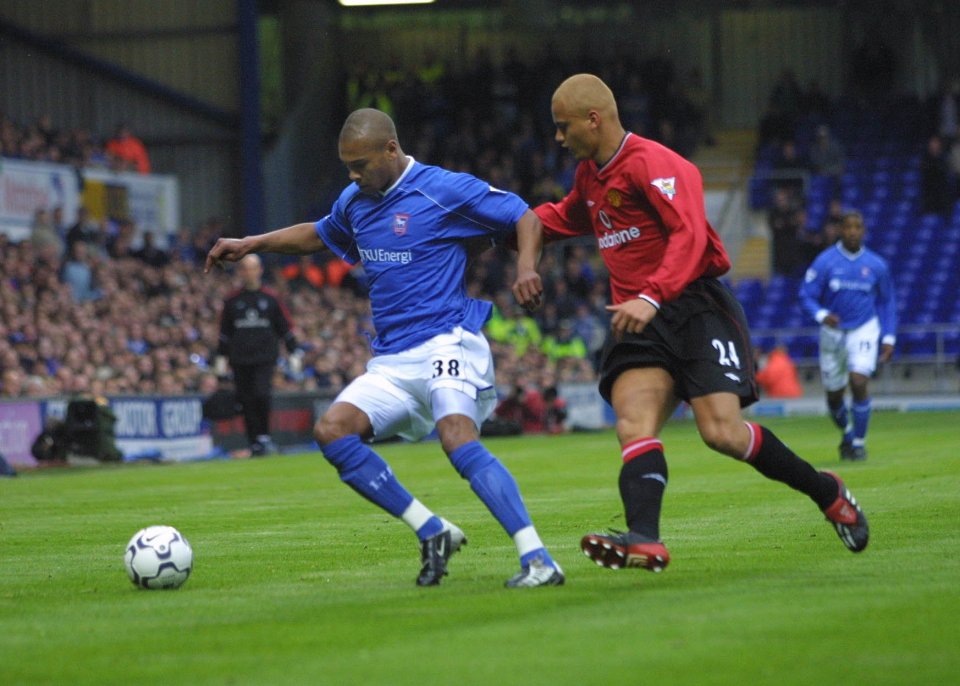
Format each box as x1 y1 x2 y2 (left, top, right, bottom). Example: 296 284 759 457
124 525 193 589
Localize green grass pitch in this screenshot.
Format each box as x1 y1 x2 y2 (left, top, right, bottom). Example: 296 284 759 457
2 411 958 685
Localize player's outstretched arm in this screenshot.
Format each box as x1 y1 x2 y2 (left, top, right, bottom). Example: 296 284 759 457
204 222 326 272
512 209 544 310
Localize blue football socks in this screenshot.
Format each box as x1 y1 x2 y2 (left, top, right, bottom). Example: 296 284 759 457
852 399 872 445
320 435 413 517
449 441 531 536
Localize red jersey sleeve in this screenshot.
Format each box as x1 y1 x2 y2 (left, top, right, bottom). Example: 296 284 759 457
534 181 593 241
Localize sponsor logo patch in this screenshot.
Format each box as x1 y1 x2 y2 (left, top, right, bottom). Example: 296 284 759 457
651 177 677 200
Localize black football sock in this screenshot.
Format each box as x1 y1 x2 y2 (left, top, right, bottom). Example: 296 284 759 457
744 423 837 510
618 439 668 541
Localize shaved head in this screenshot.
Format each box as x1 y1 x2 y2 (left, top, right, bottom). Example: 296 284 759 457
552 74 619 121
238 253 263 290
549 73 625 164
339 108 398 149
338 108 408 195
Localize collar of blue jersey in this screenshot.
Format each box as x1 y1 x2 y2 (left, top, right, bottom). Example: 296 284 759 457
836 242 865 260
378 156 416 198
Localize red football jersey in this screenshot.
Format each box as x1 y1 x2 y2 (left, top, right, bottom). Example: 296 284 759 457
535 133 731 306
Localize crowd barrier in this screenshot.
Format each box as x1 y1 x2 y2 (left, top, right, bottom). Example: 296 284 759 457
4 385 955 468
0 385 612 467
0 391 333 467
0 156 179 243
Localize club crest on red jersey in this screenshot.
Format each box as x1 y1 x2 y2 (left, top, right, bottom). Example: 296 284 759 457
393 213 410 236
651 177 677 200
607 189 622 207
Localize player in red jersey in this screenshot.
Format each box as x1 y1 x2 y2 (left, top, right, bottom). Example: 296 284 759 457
518 74 869 570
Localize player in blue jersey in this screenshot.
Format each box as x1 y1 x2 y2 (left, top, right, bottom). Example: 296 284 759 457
800 210 897 461
205 108 563 588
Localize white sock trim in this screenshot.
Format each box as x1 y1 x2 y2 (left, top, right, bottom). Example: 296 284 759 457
400 499 435 532
512 525 544 557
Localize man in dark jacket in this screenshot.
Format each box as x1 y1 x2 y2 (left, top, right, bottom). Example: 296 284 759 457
215 254 300 455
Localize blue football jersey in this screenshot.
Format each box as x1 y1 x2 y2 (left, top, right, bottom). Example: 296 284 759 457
799 243 897 343
315 158 528 354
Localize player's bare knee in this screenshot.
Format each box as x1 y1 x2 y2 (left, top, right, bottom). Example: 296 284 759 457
615 417 652 446
437 419 478 456
699 422 743 457
314 415 355 446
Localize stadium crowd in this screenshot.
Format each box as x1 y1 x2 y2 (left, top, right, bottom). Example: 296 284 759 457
3 49 715 405
0 113 150 174
0 219 604 402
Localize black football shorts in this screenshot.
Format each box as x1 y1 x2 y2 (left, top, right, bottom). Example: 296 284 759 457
598 277 759 407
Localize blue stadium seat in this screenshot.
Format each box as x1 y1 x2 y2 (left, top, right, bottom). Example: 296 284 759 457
944 331 960 356
783 334 819 359
900 169 920 185
752 334 777 352
901 332 938 357
841 187 861 204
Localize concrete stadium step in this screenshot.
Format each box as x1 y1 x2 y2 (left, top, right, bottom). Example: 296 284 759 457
732 235 770 280
693 128 757 190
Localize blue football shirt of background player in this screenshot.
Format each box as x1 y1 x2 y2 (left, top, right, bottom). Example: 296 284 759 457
204 108 562 588
799 210 897 460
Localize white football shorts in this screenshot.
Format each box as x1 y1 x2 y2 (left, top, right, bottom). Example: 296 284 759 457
334 326 498 441
818 316 881 391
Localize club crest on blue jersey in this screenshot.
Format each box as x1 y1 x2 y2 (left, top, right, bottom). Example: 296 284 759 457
393 213 410 236
651 177 677 200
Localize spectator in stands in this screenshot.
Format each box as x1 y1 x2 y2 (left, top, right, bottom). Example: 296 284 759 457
282 255 325 291
768 187 805 276
541 319 587 363
562 249 594 300
542 385 568 434
60 240 100 303
1 367 26 398
809 124 845 179
755 344 803 398
819 198 845 246
65 206 101 253
51 206 69 241
920 134 953 216
486 292 543 356
107 218 135 259
30 207 64 261
132 231 170 268
571 301 605 370
105 122 151 174
169 226 201 264
494 382 547 434
757 101 795 157
770 68 804 124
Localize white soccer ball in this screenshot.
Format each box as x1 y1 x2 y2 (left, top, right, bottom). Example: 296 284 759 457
124 525 193 589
